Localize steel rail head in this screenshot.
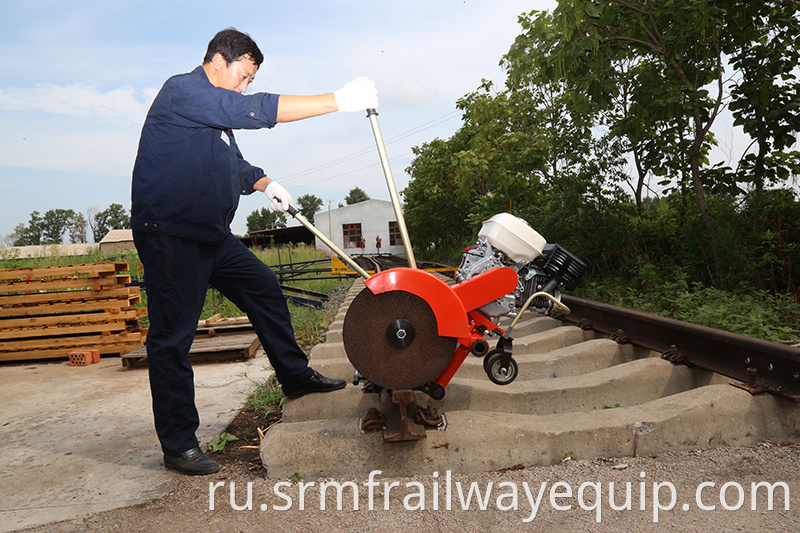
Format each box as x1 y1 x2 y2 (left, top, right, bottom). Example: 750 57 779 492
559 294 800 401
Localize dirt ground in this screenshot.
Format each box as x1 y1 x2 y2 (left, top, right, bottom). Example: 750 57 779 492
17 404 800 533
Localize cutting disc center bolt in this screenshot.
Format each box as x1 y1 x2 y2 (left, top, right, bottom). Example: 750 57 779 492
386 319 416 349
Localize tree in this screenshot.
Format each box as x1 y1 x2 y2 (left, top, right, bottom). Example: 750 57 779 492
11 209 82 245
344 187 370 205
404 33 629 263
398 0 800 293
404 132 477 255
246 208 286 234
508 3 729 237
503 0 800 280
93 203 130 242
726 2 800 192
69 212 88 243
11 211 44 246
296 194 323 222
41 209 75 244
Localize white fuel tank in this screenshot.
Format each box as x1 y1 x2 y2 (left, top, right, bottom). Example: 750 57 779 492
478 213 546 263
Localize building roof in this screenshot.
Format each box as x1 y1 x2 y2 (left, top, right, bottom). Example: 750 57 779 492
313 199 394 219
99 229 133 244
244 225 314 246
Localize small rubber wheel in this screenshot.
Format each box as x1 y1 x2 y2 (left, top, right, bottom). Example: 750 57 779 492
483 349 496 373
485 352 518 385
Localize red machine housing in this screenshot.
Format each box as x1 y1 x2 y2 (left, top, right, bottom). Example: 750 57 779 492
363 266 518 390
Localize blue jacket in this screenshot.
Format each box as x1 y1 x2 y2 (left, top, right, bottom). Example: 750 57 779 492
132 66 280 244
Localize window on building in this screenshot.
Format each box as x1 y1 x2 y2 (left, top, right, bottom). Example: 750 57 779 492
342 223 362 249
389 221 403 246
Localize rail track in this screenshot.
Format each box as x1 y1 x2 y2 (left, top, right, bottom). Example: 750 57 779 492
259 272 800 479
558 294 800 401
352 253 454 274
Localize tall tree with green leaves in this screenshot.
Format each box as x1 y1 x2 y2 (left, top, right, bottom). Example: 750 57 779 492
507 2 730 237
246 208 286 234
726 2 800 192
344 187 370 205
41 209 76 244
93 203 130 242
403 129 476 255
11 211 44 246
404 9 629 262
505 0 800 278
11 209 80 245
296 194 324 222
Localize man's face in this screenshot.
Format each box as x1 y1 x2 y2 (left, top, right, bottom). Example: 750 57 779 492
213 53 258 93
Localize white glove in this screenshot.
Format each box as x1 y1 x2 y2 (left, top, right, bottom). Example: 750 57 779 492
265 180 292 212
334 77 379 112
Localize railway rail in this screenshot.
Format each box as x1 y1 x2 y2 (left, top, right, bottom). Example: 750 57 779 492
558 295 800 401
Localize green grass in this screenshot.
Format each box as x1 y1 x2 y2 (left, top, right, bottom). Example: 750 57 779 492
253 245 347 295
575 270 800 344
242 372 285 418
0 245 107 270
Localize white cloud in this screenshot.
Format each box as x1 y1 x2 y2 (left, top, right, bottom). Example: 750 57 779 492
0 83 152 125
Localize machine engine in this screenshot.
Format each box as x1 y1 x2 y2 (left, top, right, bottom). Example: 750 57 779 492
456 213 586 320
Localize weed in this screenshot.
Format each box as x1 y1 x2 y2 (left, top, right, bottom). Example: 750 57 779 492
289 303 326 347
243 372 285 418
291 469 304 483
576 271 800 344
208 432 239 452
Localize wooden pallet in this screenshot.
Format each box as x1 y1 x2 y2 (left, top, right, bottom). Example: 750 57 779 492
196 314 255 337
0 262 147 362
121 332 260 367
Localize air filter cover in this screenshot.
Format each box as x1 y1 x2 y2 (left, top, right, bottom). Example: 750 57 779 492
478 213 546 263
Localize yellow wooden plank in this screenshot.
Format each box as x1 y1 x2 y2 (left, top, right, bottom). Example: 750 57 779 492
0 262 129 282
0 285 139 307
0 321 130 340
0 308 146 329
0 341 145 361
0 299 142 318
0 275 132 295
0 331 144 353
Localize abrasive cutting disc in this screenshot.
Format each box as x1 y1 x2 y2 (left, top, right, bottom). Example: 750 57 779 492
343 288 457 390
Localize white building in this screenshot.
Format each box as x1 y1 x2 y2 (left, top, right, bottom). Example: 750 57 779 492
313 199 405 256
99 229 136 255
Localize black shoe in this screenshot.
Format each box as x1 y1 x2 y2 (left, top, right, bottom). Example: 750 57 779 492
283 370 346 398
163 447 220 475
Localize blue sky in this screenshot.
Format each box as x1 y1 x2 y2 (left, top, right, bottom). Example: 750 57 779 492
0 0 558 241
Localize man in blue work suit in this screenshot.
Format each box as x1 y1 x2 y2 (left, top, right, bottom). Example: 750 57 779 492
131 28 378 475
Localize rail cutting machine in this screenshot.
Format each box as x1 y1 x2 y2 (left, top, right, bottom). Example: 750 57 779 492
285 110 585 437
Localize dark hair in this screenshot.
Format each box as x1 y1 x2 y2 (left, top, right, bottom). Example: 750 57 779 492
203 28 264 66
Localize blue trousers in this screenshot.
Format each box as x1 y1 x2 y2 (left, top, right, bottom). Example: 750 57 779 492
133 231 313 455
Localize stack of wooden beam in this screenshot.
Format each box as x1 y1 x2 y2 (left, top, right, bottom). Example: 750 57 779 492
0 262 147 362
121 314 260 367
